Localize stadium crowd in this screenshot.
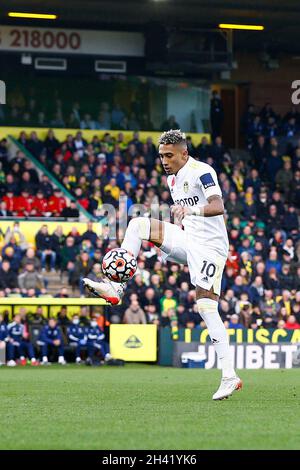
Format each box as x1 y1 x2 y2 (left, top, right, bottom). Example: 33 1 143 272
0 101 299 337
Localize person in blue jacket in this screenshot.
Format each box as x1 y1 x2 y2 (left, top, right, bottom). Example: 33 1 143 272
38 317 66 365
67 314 87 363
86 317 111 364
0 313 8 366
7 314 37 366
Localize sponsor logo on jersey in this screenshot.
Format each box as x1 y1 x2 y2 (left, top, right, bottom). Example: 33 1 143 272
183 181 189 193
201 276 209 282
200 173 215 189
174 195 199 206
124 335 143 348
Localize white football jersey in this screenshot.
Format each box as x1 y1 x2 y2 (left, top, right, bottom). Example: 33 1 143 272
167 156 229 257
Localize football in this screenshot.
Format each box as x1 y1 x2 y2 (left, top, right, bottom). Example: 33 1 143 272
102 248 137 283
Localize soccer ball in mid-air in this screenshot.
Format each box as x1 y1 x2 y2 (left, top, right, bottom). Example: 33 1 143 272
102 248 137 283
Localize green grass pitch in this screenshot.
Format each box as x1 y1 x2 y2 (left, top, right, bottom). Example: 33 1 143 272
0 364 299 450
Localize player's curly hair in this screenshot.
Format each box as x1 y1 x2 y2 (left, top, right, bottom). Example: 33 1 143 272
158 129 187 146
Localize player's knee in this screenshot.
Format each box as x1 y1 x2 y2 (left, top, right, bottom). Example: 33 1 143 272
197 298 218 315
196 285 219 302
128 217 150 240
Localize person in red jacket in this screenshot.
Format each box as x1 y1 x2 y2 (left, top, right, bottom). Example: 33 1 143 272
3 190 18 214
14 190 35 217
284 315 300 330
74 187 89 210
48 189 67 216
32 190 49 217
226 244 240 276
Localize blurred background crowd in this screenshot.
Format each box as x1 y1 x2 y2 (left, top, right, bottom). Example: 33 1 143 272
0 106 299 330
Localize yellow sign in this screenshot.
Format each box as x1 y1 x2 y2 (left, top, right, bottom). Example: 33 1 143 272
0 126 211 146
0 220 102 248
110 324 157 361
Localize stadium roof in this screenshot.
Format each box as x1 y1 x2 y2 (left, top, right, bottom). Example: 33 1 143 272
1 0 300 52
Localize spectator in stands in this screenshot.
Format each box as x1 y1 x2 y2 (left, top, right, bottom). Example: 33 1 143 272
140 287 160 317
265 249 282 274
18 262 46 296
283 205 299 235
277 290 292 316
0 201 12 217
249 276 264 306
81 222 98 247
266 205 282 235
6 314 37 366
38 174 53 198
228 314 244 329
86 263 102 283
244 168 262 193
67 314 87 363
247 115 265 145
0 260 19 295
264 116 279 139
2 189 15 216
35 225 57 271
282 117 298 138
210 136 229 170
123 299 147 324
196 136 210 162
38 318 66 365
48 188 67 216
284 315 300 330
21 247 41 271
161 307 178 327
33 190 49 217
44 129 60 158
225 192 244 219
60 236 79 278
26 131 44 158
160 289 178 314
275 159 293 196
61 200 80 218
70 251 93 295
177 304 199 328
2 245 22 272
266 149 283 188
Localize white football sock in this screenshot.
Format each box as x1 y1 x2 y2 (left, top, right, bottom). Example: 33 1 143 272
197 298 236 378
121 217 150 258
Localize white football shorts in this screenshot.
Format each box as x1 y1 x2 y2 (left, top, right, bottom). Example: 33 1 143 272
160 222 227 296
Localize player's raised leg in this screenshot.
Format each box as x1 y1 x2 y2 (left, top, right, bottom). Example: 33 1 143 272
196 286 242 400
83 217 164 304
